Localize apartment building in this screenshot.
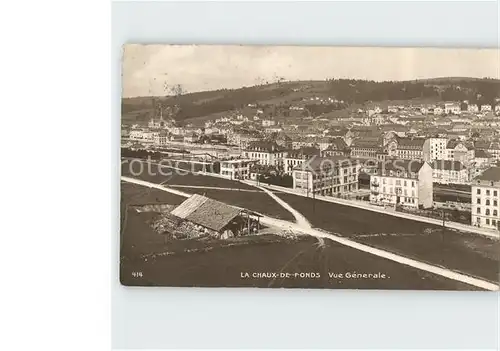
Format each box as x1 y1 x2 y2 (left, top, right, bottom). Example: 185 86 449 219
444 102 461 115
423 137 447 161
481 104 492 113
219 159 257 180
446 140 474 165
468 104 479 113
284 147 320 175
153 132 169 146
395 138 425 160
431 160 468 185
369 159 433 209
321 137 349 157
292 156 360 196
350 138 381 158
471 167 500 230
243 141 287 168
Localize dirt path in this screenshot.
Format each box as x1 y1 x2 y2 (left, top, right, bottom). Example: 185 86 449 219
121 176 499 291
240 180 312 229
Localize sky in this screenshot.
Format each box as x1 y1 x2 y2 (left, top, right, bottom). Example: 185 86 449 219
122 45 499 98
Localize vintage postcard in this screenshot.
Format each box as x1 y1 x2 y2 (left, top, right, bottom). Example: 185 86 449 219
120 45 500 290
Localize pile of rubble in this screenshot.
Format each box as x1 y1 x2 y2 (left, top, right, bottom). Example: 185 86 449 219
150 211 219 240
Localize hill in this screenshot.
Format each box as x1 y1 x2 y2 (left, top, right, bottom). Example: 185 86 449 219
122 77 500 125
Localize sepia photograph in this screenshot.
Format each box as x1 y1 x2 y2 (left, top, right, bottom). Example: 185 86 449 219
120 45 500 291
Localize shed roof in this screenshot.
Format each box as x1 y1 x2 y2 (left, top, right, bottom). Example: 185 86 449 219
171 194 242 232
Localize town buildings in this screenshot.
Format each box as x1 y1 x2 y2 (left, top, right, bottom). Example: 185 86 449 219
431 160 468 185
481 104 492 113
219 159 256 180
243 141 287 168
350 139 381 158
423 137 447 161
471 167 500 230
369 159 433 208
395 138 425 160
292 156 360 196
284 147 320 175
446 140 474 165
321 137 349 157
444 102 461 115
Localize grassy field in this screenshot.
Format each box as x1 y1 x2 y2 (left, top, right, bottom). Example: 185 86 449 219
275 192 499 282
121 159 259 191
120 209 479 290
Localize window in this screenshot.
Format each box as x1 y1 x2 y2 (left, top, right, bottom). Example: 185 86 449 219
495 210 498 216
486 219 490 225
477 208 481 214
486 200 490 206
412 181 415 188
495 191 498 197
486 190 490 196
477 199 481 204
493 220 497 226
486 209 490 216
477 189 481 195
495 200 498 206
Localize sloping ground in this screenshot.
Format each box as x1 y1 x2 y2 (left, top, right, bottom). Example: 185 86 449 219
120 215 478 290
275 192 500 282
121 159 259 191
121 182 186 206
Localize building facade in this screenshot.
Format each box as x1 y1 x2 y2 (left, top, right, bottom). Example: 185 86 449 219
243 141 287 168
446 140 474 165
284 147 320 175
219 159 256 180
471 167 500 230
369 160 433 209
423 137 447 162
395 138 425 160
292 157 360 197
431 160 468 185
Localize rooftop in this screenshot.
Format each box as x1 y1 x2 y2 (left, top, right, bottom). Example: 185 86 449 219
376 159 426 175
171 194 242 232
293 156 358 172
430 160 466 171
474 167 500 182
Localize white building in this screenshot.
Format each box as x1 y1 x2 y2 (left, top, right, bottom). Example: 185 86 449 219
395 138 426 160
154 132 169 146
262 119 276 127
468 104 479 113
446 140 474 165
219 159 256 180
434 107 444 115
481 104 492 113
431 160 468 185
243 141 287 168
423 137 447 161
369 160 433 209
471 167 500 230
292 156 360 196
444 102 461 115
284 147 320 175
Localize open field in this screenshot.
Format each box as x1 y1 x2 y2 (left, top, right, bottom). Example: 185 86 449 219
120 208 479 290
121 159 259 191
121 181 186 206
275 192 499 282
